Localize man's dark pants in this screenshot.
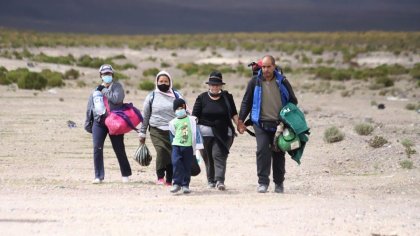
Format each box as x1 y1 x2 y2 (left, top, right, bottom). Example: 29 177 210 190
253 125 285 186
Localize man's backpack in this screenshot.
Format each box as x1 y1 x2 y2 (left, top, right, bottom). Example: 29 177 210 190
248 59 284 76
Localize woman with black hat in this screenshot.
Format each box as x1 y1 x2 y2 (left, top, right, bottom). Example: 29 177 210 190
192 71 239 191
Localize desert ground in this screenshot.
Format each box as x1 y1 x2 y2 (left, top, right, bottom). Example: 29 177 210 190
0 47 419 236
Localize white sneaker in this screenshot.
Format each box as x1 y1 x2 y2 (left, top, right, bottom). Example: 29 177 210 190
122 176 130 183
92 178 102 184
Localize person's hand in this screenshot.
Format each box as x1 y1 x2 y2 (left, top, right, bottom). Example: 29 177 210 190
237 120 246 134
139 137 146 144
96 85 105 91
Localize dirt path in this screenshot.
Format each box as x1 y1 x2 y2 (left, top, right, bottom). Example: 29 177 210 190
0 81 419 236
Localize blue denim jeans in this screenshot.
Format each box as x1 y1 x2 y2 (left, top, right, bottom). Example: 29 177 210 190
171 145 193 187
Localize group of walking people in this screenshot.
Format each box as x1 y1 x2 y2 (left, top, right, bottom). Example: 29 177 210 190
84 55 298 194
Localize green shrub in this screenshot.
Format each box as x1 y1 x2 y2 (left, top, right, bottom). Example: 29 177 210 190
401 139 414 148
312 66 335 80
324 126 345 143
138 80 155 91
114 63 137 70
64 69 80 80
311 46 324 55
17 72 47 90
409 63 420 79
332 69 352 81
368 136 388 148
143 68 160 77
399 160 414 169
405 103 417 110
114 72 129 80
77 55 112 68
33 53 75 65
375 77 394 87
386 64 408 75
161 62 171 68
0 66 10 85
6 68 30 83
112 54 126 59
41 69 64 87
235 64 248 76
354 123 374 135
173 82 182 90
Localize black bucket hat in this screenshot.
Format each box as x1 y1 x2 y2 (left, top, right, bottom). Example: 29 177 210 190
206 71 225 85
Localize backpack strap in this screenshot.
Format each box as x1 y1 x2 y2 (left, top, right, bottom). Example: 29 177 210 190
149 89 179 113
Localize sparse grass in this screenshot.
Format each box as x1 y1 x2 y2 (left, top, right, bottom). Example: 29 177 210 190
340 90 352 97
173 82 182 90
1 29 418 58
138 80 154 91
143 68 160 77
114 72 129 80
161 62 171 68
323 126 345 143
401 139 417 158
64 69 80 80
354 123 374 136
405 103 420 111
76 80 86 88
368 136 388 148
399 160 414 169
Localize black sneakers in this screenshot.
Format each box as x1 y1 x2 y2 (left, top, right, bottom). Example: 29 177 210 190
274 183 284 193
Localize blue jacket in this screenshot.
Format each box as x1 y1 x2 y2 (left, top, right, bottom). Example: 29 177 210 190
239 69 297 126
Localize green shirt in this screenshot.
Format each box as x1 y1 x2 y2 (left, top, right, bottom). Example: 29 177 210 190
172 116 193 146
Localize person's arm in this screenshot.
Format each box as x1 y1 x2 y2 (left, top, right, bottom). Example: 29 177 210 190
284 79 298 105
191 94 203 121
237 78 255 133
84 94 94 133
227 93 239 127
103 82 124 104
139 93 152 143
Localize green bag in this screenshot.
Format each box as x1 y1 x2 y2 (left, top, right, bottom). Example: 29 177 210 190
277 128 301 152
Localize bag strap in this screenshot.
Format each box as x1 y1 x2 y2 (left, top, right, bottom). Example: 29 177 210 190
149 89 180 113
113 104 143 133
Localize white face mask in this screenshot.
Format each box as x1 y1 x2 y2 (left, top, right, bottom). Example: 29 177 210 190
175 109 187 118
102 75 113 83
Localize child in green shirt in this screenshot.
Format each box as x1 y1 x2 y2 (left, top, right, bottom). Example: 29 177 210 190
168 98 203 194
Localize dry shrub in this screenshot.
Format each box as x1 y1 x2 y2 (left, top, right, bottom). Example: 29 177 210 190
354 123 374 135
368 136 388 148
324 126 345 143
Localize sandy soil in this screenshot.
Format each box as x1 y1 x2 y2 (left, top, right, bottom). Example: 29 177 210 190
0 47 419 236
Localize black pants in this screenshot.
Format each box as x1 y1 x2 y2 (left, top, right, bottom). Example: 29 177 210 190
201 136 233 184
253 124 285 186
92 121 132 179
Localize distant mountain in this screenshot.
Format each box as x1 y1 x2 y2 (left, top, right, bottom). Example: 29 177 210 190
0 0 419 34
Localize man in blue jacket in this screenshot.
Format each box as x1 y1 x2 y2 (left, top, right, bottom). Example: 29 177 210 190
237 55 298 193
